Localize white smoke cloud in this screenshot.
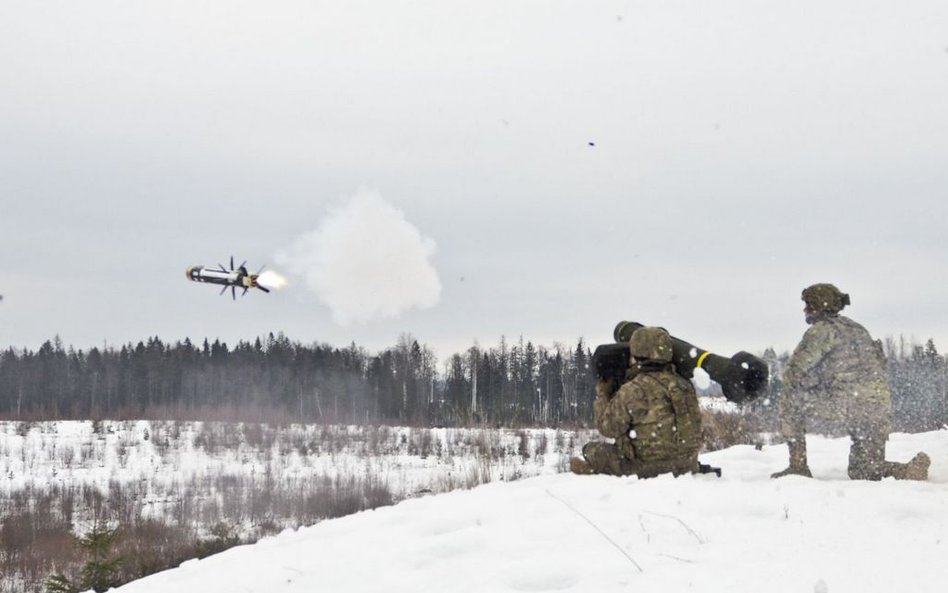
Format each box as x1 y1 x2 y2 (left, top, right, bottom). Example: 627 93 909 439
276 190 442 324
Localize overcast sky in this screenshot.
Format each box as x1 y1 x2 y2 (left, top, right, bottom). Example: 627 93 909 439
2 0 947 362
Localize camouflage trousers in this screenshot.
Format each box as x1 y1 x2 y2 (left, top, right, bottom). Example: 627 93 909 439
779 389 892 480
581 442 699 479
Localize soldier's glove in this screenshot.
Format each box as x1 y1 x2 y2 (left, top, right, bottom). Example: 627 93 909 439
624 364 642 382
595 379 616 400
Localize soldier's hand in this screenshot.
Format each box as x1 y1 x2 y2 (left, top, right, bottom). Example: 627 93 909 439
596 379 615 400
624 365 641 382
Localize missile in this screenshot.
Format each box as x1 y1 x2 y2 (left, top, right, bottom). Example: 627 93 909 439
186 256 271 300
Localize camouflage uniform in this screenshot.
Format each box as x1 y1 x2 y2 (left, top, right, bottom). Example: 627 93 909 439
781 314 893 479
575 327 702 478
775 283 929 480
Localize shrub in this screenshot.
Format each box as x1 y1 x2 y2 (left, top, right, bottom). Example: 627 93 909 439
45 523 122 593
700 409 764 452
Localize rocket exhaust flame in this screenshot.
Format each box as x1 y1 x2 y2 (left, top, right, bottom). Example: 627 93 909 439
256 270 287 290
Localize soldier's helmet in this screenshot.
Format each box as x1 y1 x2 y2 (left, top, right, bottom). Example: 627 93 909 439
801 283 851 314
628 327 674 363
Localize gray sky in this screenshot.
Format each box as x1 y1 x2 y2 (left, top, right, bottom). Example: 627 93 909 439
2 0 947 362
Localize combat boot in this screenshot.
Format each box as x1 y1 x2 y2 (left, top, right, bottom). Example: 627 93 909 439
771 440 812 479
569 457 596 475
771 465 812 478
885 452 930 481
905 452 931 480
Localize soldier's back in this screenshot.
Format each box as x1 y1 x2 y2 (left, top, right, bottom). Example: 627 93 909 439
629 368 701 463
820 316 887 384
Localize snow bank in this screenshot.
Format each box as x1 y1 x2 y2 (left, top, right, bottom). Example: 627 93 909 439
113 430 948 593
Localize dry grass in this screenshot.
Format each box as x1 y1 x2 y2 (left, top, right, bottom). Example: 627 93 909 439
700 408 770 452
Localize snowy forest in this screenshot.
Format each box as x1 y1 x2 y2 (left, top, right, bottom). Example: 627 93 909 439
1 332 945 431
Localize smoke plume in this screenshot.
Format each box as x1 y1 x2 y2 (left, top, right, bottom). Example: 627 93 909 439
276 190 441 324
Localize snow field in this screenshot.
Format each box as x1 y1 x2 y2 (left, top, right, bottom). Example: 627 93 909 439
113 429 948 593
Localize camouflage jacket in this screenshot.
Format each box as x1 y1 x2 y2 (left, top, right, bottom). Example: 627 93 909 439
594 364 702 463
783 315 891 408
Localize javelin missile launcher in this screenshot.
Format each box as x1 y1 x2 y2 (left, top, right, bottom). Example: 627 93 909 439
593 320 769 404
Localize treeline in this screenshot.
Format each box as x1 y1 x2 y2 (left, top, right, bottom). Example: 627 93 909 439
0 333 944 430
0 334 594 427
885 337 947 431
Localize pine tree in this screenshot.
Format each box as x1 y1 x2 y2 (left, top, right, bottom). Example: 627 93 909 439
45 523 122 593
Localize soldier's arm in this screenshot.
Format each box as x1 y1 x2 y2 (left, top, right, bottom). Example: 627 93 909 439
594 382 644 439
595 379 616 399
783 323 835 390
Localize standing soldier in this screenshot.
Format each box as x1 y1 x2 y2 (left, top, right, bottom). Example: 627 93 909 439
772 283 930 480
571 326 703 477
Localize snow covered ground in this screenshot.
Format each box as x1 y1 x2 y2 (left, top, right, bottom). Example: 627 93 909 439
113 429 948 593
1 420 594 592
0 421 580 493
0 421 591 533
